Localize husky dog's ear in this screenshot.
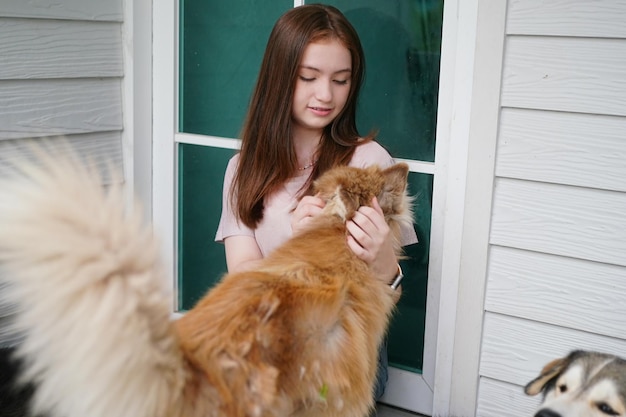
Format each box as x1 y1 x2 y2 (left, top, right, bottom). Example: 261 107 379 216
525 358 567 396
524 351 585 396
377 163 409 214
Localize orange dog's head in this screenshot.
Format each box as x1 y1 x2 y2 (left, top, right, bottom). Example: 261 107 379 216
312 163 413 248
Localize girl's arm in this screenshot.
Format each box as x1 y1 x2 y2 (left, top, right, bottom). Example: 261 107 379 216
224 235 264 273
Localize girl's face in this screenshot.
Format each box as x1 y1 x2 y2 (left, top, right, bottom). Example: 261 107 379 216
292 39 352 138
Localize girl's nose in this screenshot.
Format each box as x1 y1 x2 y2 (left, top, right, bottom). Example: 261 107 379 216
315 80 333 102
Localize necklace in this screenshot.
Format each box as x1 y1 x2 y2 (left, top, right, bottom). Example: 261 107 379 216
298 159 317 171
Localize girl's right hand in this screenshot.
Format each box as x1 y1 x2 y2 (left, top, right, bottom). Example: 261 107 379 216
291 195 325 234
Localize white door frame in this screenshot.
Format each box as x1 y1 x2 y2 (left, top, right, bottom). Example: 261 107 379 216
149 0 505 415
428 1 505 415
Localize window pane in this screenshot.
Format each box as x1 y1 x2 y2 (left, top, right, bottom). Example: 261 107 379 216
389 172 432 372
307 0 443 162
178 148 433 371
179 1 292 137
178 144 235 309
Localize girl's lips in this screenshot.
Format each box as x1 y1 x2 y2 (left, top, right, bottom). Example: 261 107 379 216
309 106 333 116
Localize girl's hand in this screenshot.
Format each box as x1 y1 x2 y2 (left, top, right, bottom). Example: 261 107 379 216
291 195 325 234
346 197 398 284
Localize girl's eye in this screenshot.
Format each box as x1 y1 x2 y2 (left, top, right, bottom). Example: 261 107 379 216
333 79 349 85
299 76 315 82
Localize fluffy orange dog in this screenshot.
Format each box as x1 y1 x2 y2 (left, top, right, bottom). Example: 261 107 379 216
0 156 412 417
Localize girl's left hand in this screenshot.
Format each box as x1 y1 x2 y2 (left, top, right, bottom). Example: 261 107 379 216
346 197 398 284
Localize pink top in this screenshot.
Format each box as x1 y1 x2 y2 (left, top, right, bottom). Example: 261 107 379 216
215 141 418 257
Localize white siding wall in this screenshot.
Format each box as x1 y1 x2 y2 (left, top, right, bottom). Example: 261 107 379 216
476 1 626 416
0 0 124 183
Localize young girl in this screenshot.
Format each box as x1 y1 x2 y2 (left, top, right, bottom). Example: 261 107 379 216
215 4 417 400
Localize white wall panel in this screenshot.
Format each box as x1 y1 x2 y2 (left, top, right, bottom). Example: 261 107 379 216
476 377 539 417
501 36 626 116
0 0 122 21
480 313 626 386
507 0 626 38
485 246 626 339
496 108 626 192
0 79 122 140
0 18 123 79
478 2 626 417
490 178 626 267
0 132 124 184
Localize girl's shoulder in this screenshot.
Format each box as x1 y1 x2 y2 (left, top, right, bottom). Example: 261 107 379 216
222 153 241 185
227 152 240 168
349 140 395 168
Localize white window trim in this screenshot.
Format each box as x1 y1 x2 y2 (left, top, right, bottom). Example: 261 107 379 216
152 0 178 312
123 0 154 221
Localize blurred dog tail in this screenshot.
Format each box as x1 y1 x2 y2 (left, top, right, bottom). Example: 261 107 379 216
0 152 188 417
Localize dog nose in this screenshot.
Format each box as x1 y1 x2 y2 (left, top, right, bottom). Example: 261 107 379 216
535 409 561 417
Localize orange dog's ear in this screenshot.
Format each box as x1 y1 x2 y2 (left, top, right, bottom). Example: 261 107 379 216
377 163 409 213
383 163 409 192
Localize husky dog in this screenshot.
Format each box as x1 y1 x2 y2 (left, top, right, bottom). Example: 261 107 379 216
0 155 412 417
525 350 626 417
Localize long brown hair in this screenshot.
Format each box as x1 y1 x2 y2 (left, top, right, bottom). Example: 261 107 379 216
232 4 372 228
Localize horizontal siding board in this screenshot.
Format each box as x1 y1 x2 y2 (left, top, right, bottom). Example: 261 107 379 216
507 0 626 38
501 36 626 116
485 246 626 339
496 108 626 193
490 178 626 267
477 377 539 417
0 133 124 185
480 312 626 387
0 79 122 140
0 0 122 21
0 18 123 79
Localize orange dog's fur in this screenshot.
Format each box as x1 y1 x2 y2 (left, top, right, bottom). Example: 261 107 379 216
0 156 412 417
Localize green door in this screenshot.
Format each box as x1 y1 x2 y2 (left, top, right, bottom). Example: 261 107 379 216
177 1 443 414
